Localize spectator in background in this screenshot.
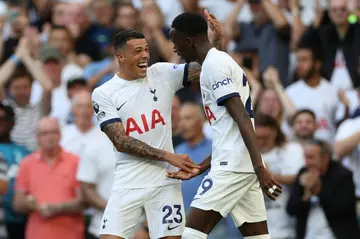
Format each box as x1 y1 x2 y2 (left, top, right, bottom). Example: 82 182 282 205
67 3 102 62
30 46 71 126
47 25 84 82
335 115 360 220
253 66 296 125
65 78 89 124
287 140 360 239
0 103 30 239
76 131 116 239
13 117 84 239
0 38 52 151
0 5 28 63
255 113 305 239
88 0 115 51
302 0 360 90
115 3 139 31
61 91 101 156
285 41 349 142
171 95 184 147
225 0 291 85
291 109 317 145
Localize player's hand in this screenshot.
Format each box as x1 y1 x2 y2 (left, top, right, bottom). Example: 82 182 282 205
163 152 201 174
38 203 62 218
256 167 282 201
204 9 222 47
167 167 201 180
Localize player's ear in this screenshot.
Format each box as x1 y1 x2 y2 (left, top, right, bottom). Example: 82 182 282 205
116 52 125 63
185 37 194 47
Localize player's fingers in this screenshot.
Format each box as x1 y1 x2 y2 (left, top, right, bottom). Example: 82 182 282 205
273 181 283 193
265 191 276 201
185 161 201 169
272 191 281 197
181 165 193 173
209 12 217 20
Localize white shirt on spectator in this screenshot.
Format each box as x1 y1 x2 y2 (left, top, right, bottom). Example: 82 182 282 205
330 49 353 91
76 133 116 237
61 63 84 84
31 82 71 126
285 79 339 142
263 142 305 239
60 124 103 156
305 196 335 239
335 117 360 197
5 100 44 151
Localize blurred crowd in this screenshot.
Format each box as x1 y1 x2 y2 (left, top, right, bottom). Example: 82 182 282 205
0 0 359 238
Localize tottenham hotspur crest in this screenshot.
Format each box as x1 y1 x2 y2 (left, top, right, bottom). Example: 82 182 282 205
149 87 158 101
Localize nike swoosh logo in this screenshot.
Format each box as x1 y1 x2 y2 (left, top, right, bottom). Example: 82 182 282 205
168 225 180 230
116 102 127 111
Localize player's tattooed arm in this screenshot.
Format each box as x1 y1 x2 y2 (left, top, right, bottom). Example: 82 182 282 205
103 122 166 160
187 62 202 84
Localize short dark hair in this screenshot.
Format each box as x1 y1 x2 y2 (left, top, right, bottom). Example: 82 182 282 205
171 12 208 36
6 67 33 89
297 32 322 61
255 113 286 147
67 77 88 90
112 29 145 50
0 103 15 121
307 139 333 157
291 109 316 125
51 25 73 39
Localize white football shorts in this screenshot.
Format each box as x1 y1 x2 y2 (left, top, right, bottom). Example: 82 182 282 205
99 184 185 239
190 170 267 227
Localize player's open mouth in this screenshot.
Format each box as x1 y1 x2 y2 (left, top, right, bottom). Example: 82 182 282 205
137 63 147 70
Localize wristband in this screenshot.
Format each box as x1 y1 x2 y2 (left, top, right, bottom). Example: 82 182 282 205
10 55 21 66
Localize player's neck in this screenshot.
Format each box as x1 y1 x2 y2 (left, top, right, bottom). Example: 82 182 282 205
304 74 321 87
117 70 138 81
187 134 204 147
196 42 214 65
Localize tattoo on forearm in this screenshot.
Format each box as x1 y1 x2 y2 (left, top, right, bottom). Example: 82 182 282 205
188 62 202 83
103 123 166 160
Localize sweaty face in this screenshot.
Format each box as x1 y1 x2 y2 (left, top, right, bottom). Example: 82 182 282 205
293 113 316 140
118 38 149 79
169 28 197 63
296 49 317 80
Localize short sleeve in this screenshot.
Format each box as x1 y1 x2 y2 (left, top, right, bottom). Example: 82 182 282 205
207 64 240 106
76 145 99 184
92 88 121 131
150 63 189 92
15 158 30 193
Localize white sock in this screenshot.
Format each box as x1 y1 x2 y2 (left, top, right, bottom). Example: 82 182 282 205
182 227 207 239
244 234 271 239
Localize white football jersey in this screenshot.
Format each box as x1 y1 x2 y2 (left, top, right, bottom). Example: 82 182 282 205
200 48 256 173
92 63 189 189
